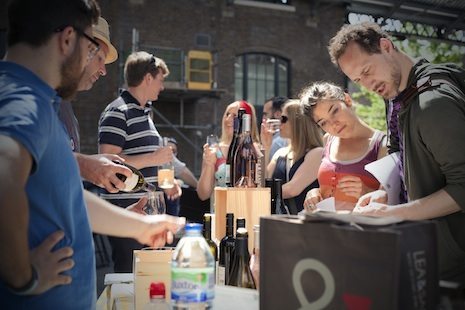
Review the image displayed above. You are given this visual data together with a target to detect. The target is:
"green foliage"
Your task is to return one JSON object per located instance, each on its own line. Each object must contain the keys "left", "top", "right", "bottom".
{"left": 353, "top": 87, "right": 386, "bottom": 131}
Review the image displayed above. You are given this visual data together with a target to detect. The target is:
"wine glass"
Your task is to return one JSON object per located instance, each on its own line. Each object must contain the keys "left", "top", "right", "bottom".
{"left": 143, "top": 191, "right": 166, "bottom": 215}
{"left": 265, "top": 119, "right": 281, "bottom": 134}
{"left": 206, "top": 134, "right": 219, "bottom": 152}
{"left": 158, "top": 137, "right": 174, "bottom": 189}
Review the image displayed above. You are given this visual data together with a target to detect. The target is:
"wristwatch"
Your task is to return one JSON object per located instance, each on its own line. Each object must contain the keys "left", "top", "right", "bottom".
{"left": 8, "top": 265, "right": 39, "bottom": 295}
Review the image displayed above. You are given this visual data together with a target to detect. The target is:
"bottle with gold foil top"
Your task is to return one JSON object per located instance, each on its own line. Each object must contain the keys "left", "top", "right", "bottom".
{"left": 203, "top": 214, "right": 218, "bottom": 284}
{"left": 115, "top": 161, "right": 156, "bottom": 192}
{"left": 227, "top": 226, "right": 256, "bottom": 289}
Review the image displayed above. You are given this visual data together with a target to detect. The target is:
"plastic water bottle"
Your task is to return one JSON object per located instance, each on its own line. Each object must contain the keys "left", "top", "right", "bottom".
{"left": 143, "top": 282, "right": 170, "bottom": 310}
{"left": 171, "top": 223, "right": 215, "bottom": 309}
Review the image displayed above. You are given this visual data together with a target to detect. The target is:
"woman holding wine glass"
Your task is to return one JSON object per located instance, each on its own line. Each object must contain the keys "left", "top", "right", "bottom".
{"left": 264, "top": 99, "right": 324, "bottom": 214}
{"left": 197, "top": 100, "right": 260, "bottom": 201}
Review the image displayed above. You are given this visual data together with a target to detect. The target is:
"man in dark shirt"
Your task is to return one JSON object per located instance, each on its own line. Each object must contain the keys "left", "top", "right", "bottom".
{"left": 327, "top": 22, "right": 465, "bottom": 285}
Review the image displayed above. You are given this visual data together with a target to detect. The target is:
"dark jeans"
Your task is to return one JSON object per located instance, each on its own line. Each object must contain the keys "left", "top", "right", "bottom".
{"left": 105, "top": 198, "right": 144, "bottom": 272}
{"left": 107, "top": 236, "right": 144, "bottom": 272}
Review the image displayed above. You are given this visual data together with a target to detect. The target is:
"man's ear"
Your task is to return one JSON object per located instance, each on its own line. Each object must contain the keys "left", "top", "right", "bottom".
{"left": 344, "top": 92, "right": 353, "bottom": 107}
{"left": 144, "top": 72, "right": 152, "bottom": 85}
{"left": 379, "top": 38, "right": 394, "bottom": 53}
{"left": 57, "top": 26, "right": 78, "bottom": 57}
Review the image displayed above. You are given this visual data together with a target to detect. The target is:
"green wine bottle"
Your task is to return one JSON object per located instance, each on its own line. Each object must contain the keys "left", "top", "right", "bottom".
{"left": 227, "top": 226, "right": 256, "bottom": 289}
{"left": 115, "top": 161, "right": 155, "bottom": 192}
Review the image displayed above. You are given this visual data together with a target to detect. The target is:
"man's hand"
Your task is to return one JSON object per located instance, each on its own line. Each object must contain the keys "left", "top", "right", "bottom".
{"left": 29, "top": 231, "right": 74, "bottom": 295}
{"left": 352, "top": 202, "right": 395, "bottom": 217}
{"left": 260, "top": 121, "right": 273, "bottom": 150}
{"left": 77, "top": 154, "right": 132, "bottom": 193}
{"left": 356, "top": 189, "right": 388, "bottom": 207}
{"left": 353, "top": 190, "right": 393, "bottom": 217}
{"left": 135, "top": 215, "right": 186, "bottom": 248}
{"left": 153, "top": 146, "right": 173, "bottom": 166}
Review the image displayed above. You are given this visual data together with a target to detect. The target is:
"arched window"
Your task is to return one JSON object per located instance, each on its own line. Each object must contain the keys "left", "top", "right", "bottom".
{"left": 235, "top": 53, "right": 290, "bottom": 106}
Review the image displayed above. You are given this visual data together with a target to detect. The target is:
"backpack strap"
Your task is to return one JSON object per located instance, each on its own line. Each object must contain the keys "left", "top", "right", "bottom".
{"left": 400, "top": 74, "right": 464, "bottom": 106}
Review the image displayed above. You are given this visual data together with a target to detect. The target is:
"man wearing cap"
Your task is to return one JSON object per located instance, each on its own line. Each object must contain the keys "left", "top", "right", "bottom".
{"left": 166, "top": 137, "right": 198, "bottom": 190}
{"left": 59, "top": 16, "right": 133, "bottom": 193}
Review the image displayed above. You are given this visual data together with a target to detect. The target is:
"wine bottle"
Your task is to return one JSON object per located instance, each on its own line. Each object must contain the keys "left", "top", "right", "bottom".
{"left": 273, "top": 179, "right": 290, "bottom": 215}
{"left": 249, "top": 225, "right": 260, "bottom": 289}
{"left": 115, "top": 161, "right": 155, "bottom": 192}
{"left": 265, "top": 178, "right": 276, "bottom": 214}
{"left": 218, "top": 213, "right": 235, "bottom": 285}
{"left": 226, "top": 108, "right": 246, "bottom": 187}
{"left": 236, "top": 217, "right": 246, "bottom": 230}
{"left": 227, "top": 227, "right": 256, "bottom": 289}
{"left": 256, "top": 145, "right": 265, "bottom": 187}
{"left": 203, "top": 214, "right": 218, "bottom": 261}
{"left": 233, "top": 114, "right": 258, "bottom": 188}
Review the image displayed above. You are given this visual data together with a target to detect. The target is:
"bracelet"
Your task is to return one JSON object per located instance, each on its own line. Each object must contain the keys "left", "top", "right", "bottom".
{"left": 8, "top": 265, "right": 39, "bottom": 295}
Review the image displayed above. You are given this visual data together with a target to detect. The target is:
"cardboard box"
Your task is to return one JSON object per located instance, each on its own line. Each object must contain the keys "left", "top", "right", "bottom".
{"left": 133, "top": 248, "right": 174, "bottom": 310}
{"left": 214, "top": 187, "right": 270, "bottom": 252}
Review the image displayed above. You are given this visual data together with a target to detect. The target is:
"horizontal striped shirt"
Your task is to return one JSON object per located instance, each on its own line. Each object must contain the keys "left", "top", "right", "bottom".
{"left": 98, "top": 90, "right": 185, "bottom": 204}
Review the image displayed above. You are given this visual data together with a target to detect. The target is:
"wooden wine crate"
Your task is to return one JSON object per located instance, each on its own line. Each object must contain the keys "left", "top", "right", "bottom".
{"left": 133, "top": 248, "right": 173, "bottom": 309}
{"left": 214, "top": 187, "right": 271, "bottom": 252}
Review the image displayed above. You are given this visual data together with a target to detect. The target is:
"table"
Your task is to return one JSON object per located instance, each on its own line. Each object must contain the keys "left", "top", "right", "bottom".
{"left": 96, "top": 273, "right": 259, "bottom": 310}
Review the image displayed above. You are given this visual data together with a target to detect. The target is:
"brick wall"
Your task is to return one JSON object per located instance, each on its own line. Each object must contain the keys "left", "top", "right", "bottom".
{"left": 74, "top": 0, "right": 347, "bottom": 175}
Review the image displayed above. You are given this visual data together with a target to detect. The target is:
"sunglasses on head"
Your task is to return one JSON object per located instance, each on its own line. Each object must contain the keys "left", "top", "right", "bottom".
{"left": 280, "top": 115, "right": 288, "bottom": 124}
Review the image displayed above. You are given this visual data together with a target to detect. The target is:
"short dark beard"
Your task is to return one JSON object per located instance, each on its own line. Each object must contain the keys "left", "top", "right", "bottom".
{"left": 56, "top": 44, "right": 85, "bottom": 100}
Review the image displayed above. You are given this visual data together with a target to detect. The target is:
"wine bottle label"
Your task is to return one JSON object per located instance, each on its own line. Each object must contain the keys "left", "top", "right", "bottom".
{"left": 217, "top": 266, "right": 226, "bottom": 285}
{"left": 224, "top": 164, "right": 230, "bottom": 184}
{"left": 123, "top": 173, "right": 139, "bottom": 192}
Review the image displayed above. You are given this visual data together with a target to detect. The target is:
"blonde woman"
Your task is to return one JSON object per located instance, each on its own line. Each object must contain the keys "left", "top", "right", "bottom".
{"left": 301, "top": 81, "right": 387, "bottom": 211}
{"left": 197, "top": 100, "right": 260, "bottom": 201}
{"left": 266, "top": 99, "right": 323, "bottom": 213}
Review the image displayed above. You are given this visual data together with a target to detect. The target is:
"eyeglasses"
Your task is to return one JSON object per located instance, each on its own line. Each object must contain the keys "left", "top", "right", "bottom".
{"left": 280, "top": 115, "right": 289, "bottom": 124}
{"left": 74, "top": 27, "right": 100, "bottom": 61}
{"left": 55, "top": 26, "right": 100, "bottom": 61}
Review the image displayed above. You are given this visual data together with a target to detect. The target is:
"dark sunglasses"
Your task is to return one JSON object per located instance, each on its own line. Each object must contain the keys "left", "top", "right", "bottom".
{"left": 280, "top": 115, "right": 289, "bottom": 124}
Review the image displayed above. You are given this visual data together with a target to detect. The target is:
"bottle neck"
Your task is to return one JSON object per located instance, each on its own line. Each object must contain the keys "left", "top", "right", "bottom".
{"left": 203, "top": 217, "right": 213, "bottom": 240}
{"left": 226, "top": 223, "right": 234, "bottom": 237}
{"left": 253, "top": 230, "right": 260, "bottom": 250}
{"left": 274, "top": 180, "right": 284, "bottom": 203}
{"left": 235, "top": 235, "right": 249, "bottom": 259}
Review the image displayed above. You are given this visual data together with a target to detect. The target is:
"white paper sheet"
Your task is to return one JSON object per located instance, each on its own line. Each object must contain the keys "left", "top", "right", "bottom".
{"left": 364, "top": 152, "right": 401, "bottom": 205}
{"left": 316, "top": 197, "right": 336, "bottom": 212}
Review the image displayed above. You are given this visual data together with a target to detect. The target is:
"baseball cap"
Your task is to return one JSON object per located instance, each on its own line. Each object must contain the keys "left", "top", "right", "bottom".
{"left": 92, "top": 17, "right": 118, "bottom": 64}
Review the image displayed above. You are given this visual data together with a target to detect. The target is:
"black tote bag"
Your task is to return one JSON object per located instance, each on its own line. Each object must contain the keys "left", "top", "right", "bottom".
{"left": 260, "top": 215, "right": 438, "bottom": 310}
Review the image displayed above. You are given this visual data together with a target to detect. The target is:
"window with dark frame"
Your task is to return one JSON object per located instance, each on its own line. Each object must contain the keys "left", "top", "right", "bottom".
{"left": 234, "top": 53, "right": 290, "bottom": 107}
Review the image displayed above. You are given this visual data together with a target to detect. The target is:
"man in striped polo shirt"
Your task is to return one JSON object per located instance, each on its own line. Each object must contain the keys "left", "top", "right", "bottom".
{"left": 98, "top": 51, "right": 186, "bottom": 272}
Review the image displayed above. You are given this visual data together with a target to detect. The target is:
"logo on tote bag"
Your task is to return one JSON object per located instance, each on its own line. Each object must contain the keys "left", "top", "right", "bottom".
{"left": 292, "top": 258, "right": 373, "bottom": 310}
{"left": 292, "top": 259, "right": 335, "bottom": 310}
